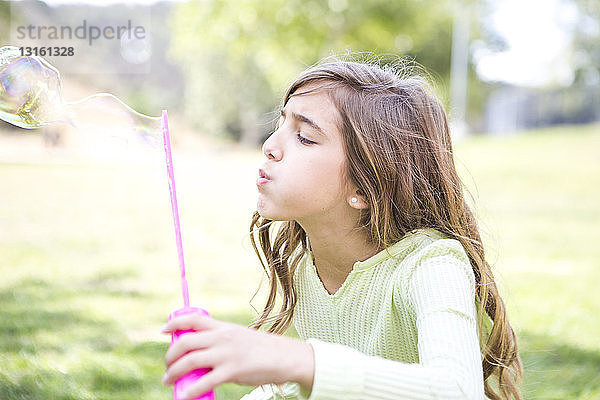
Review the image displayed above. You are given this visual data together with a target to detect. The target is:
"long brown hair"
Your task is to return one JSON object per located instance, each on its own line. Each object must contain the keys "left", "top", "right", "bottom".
{"left": 248, "top": 56, "right": 523, "bottom": 399}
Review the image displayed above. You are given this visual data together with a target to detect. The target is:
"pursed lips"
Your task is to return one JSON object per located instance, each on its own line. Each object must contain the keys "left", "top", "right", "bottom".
{"left": 257, "top": 168, "right": 271, "bottom": 186}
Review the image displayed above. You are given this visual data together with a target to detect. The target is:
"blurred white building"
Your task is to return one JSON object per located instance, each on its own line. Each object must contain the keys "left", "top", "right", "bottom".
{"left": 484, "top": 84, "right": 600, "bottom": 135}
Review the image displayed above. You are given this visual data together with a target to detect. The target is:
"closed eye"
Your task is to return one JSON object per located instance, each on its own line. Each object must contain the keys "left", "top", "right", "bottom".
{"left": 297, "top": 133, "right": 315, "bottom": 145}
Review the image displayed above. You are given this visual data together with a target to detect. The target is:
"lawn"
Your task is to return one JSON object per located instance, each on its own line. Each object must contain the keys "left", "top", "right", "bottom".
{"left": 1, "top": 123, "right": 599, "bottom": 399}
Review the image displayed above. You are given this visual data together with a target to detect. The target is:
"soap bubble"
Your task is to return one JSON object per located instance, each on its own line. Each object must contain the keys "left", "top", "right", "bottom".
{"left": 0, "top": 45, "right": 161, "bottom": 147}
{"left": 0, "top": 46, "right": 62, "bottom": 128}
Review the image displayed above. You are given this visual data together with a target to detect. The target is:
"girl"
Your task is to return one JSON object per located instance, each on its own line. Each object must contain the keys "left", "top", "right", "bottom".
{"left": 162, "top": 57, "right": 523, "bottom": 400}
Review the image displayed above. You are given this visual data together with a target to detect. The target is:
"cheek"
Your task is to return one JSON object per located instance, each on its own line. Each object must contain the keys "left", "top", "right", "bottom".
{"left": 258, "top": 138, "right": 349, "bottom": 212}
{"left": 288, "top": 156, "right": 346, "bottom": 200}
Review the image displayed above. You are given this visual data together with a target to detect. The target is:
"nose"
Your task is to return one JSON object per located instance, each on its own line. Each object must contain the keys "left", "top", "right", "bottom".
{"left": 262, "top": 131, "right": 281, "bottom": 161}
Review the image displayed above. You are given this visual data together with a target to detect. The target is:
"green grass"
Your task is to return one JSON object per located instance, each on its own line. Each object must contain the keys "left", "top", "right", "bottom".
{"left": 454, "top": 124, "right": 600, "bottom": 399}
{"left": 1, "top": 123, "right": 599, "bottom": 399}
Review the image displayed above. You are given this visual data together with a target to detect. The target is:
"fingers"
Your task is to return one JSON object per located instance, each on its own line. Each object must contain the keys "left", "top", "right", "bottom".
{"left": 163, "top": 348, "right": 218, "bottom": 385}
{"left": 161, "top": 314, "right": 218, "bottom": 334}
{"left": 180, "top": 370, "right": 228, "bottom": 400}
{"left": 165, "top": 330, "right": 216, "bottom": 367}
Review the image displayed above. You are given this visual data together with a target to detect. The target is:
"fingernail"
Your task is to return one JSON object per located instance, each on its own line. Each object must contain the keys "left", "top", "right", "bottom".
{"left": 160, "top": 324, "right": 169, "bottom": 333}
{"left": 162, "top": 373, "right": 168, "bottom": 384}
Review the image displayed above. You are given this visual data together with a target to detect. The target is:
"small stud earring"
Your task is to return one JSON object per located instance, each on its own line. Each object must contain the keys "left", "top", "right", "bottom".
{"left": 351, "top": 197, "right": 358, "bottom": 203}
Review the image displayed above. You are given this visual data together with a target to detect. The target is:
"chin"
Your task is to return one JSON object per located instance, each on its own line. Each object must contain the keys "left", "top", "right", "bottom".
{"left": 257, "top": 196, "right": 277, "bottom": 220}
{"left": 256, "top": 207, "right": 291, "bottom": 222}
{"left": 257, "top": 197, "right": 299, "bottom": 221}
{"left": 256, "top": 202, "right": 275, "bottom": 220}
{"left": 257, "top": 210, "right": 282, "bottom": 221}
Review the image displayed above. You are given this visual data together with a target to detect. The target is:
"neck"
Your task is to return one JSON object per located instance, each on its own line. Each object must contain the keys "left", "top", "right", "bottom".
{"left": 298, "top": 212, "right": 382, "bottom": 293}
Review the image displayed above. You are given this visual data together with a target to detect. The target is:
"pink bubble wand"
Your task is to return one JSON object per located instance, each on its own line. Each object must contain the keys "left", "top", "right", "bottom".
{"left": 161, "top": 110, "right": 190, "bottom": 308}
{"left": 161, "top": 110, "right": 216, "bottom": 400}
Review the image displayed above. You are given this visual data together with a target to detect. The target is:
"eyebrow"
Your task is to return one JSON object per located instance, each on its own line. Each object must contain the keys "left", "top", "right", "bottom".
{"left": 281, "top": 108, "right": 327, "bottom": 138}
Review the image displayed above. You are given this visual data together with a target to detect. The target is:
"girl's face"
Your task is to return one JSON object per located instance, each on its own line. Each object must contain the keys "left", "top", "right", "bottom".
{"left": 257, "top": 87, "right": 351, "bottom": 223}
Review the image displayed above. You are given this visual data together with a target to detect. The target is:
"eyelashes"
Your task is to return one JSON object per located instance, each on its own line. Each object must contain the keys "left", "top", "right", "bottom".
{"left": 296, "top": 133, "right": 315, "bottom": 145}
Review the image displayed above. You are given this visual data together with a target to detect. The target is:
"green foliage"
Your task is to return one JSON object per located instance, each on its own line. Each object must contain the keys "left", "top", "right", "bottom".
{"left": 169, "top": 0, "right": 473, "bottom": 144}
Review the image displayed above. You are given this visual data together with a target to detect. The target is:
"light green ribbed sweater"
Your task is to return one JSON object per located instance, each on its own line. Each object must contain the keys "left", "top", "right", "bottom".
{"left": 241, "top": 228, "right": 486, "bottom": 400}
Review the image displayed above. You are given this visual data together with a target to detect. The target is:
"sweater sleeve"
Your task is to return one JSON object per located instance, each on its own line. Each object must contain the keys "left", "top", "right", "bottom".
{"left": 240, "top": 382, "right": 308, "bottom": 400}
{"left": 304, "top": 240, "right": 486, "bottom": 400}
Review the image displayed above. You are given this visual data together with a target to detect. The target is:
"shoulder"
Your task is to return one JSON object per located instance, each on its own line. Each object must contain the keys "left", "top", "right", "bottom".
{"left": 392, "top": 229, "right": 475, "bottom": 304}
{"left": 392, "top": 228, "right": 471, "bottom": 270}
{"left": 415, "top": 236, "right": 471, "bottom": 271}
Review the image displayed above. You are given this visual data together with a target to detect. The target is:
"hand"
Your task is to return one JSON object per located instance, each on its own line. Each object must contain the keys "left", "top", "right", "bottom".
{"left": 161, "top": 313, "right": 315, "bottom": 399}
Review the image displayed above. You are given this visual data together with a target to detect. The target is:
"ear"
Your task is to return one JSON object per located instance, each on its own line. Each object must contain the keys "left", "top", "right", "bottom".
{"left": 348, "top": 189, "right": 369, "bottom": 210}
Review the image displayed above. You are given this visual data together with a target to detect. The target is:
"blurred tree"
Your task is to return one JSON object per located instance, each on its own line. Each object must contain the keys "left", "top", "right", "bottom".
{"left": 170, "top": 0, "right": 482, "bottom": 145}
{"left": 570, "top": 0, "right": 600, "bottom": 85}
{"left": 0, "top": 1, "right": 11, "bottom": 43}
